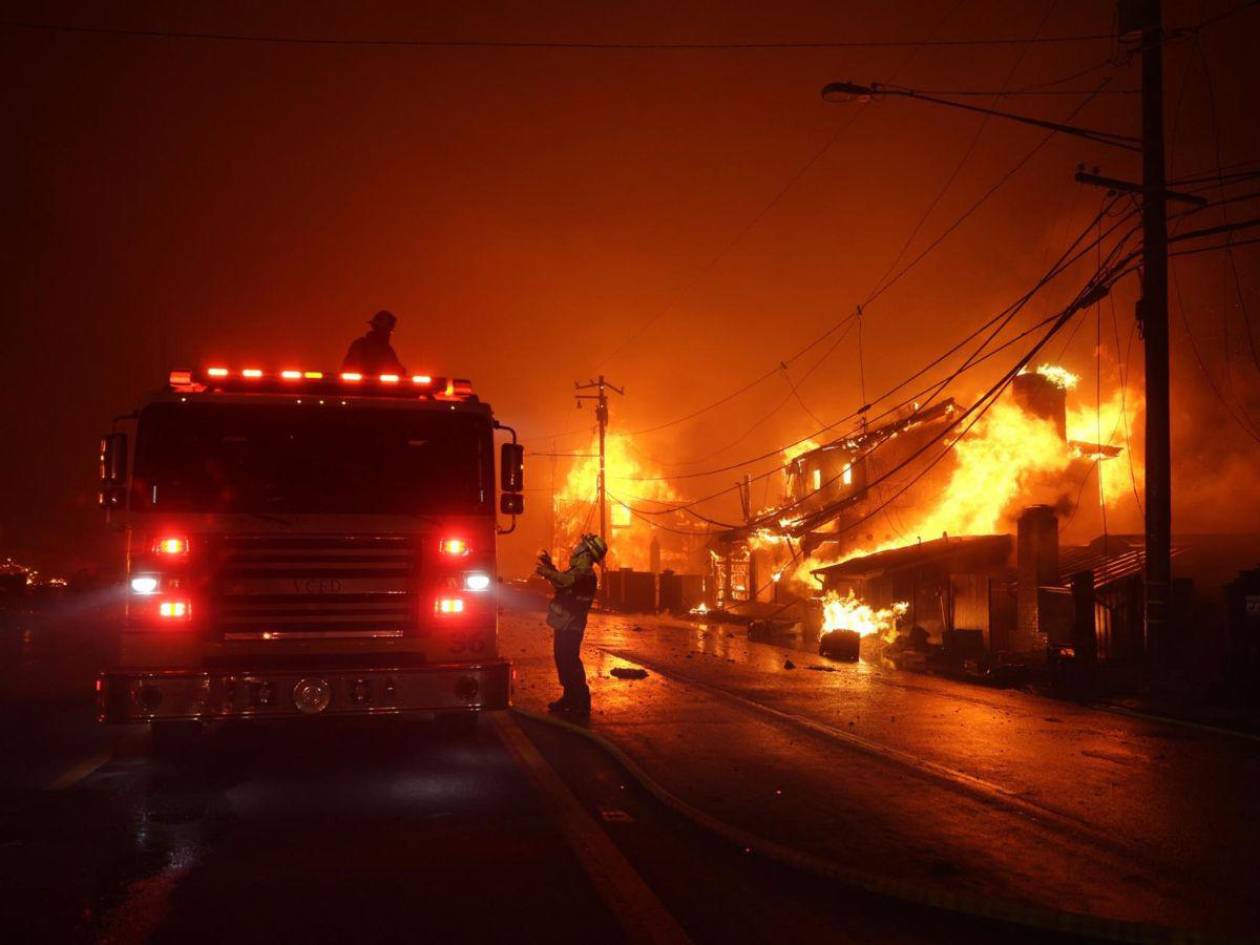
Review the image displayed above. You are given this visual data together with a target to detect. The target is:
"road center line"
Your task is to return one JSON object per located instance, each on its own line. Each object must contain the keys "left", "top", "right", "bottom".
{"left": 45, "top": 743, "right": 115, "bottom": 791}
{"left": 489, "top": 711, "right": 693, "bottom": 945}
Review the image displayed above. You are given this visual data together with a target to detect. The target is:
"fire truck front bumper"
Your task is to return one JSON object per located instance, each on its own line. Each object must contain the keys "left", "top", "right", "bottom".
{"left": 97, "top": 660, "right": 511, "bottom": 723}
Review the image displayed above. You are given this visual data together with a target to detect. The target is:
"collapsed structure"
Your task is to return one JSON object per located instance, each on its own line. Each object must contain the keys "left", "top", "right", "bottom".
{"left": 548, "top": 365, "right": 1259, "bottom": 695}
{"left": 708, "top": 368, "right": 1167, "bottom": 666}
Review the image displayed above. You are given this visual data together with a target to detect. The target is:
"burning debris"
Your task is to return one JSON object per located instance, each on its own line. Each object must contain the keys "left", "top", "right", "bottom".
{"left": 821, "top": 590, "right": 909, "bottom": 641}
{"left": 609, "top": 667, "right": 649, "bottom": 680}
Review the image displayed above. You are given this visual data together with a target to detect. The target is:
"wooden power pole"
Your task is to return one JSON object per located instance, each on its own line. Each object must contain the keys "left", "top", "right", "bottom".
{"left": 1132, "top": 0, "right": 1172, "bottom": 667}
{"left": 575, "top": 375, "right": 624, "bottom": 544}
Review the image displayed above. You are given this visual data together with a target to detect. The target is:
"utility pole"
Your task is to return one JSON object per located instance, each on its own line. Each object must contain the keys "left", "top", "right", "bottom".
{"left": 575, "top": 375, "right": 624, "bottom": 545}
{"left": 1128, "top": 0, "right": 1172, "bottom": 669}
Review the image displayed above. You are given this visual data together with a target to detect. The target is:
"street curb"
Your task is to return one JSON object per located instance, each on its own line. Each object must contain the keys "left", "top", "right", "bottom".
{"left": 513, "top": 707, "right": 1242, "bottom": 945}
{"left": 1095, "top": 703, "right": 1260, "bottom": 742}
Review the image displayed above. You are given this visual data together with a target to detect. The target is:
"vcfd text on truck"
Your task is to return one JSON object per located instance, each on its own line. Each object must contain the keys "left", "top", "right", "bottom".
{"left": 95, "top": 366, "right": 525, "bottom": 734}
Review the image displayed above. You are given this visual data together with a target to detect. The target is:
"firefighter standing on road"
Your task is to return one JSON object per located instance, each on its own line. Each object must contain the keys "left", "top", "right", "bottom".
{"left": 341, "top": 310, "right": 408, "bottom": 376}
{"left": 536, "top": 534, "right": 607, "bottom": 718}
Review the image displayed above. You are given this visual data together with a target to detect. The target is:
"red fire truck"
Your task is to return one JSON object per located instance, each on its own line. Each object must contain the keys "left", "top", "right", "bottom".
{"left": 95, "top": 365, "right": 524, "bottom": 732}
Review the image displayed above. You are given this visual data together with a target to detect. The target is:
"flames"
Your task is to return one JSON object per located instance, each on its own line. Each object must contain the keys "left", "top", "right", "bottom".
{"left": 1067, "top": 387, "right": 1145, "bottom": 514}
{"left": 783, "top": 438, "right": 821, "bottom": 465}
{"left": 911, "top": 398, "right": 1070, "bottom": 538}
{"left": 553, "top": 434, "right": 683, "bottom": 571}
{"left": 821, "top": 589, "right": 908, "bottom": 639}
{"left": 1033, "top": 363, "right": 1079, "bottom": 390}
{"left": 788, "top": 365, "right": 1145, "bottom": 588}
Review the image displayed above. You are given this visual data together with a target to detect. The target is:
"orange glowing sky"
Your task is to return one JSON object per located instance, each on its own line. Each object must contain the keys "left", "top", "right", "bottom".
{"left": 4, "top": 1, "right": 1259, "bottom": 576}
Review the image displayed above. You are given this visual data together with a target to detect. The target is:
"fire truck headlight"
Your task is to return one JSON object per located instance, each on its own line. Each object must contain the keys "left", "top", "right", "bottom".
{"left": 130, "top": 576, "right": 159, "bottom": 595}
{"left": 463, "top": 572, "right": 491, "bottom": 592}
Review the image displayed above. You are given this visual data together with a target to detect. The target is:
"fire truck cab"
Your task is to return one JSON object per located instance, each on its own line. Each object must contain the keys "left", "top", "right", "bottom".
{"left": 95, "top": 366, "right": 524, "bottom": 727}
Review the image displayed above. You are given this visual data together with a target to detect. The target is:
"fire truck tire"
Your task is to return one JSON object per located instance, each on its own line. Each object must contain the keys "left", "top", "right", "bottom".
{"left": 150, "top": 720, "right": 205, "bottom": 755}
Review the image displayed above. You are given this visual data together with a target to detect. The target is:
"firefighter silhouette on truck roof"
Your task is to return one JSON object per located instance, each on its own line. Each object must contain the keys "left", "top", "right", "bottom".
{"left": 341, "top": 310, "right": 407, "bottom": 376}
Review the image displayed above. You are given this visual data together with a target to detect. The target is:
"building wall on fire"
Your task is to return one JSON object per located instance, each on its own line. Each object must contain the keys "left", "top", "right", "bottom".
{"left": 815, "top": 536, "right": 1016, "bottom": 648}
{"left": 810, "top": 418, "right": 960, "bottom": 559}
{"left": 709, "top": 543, "right": 753, "bottom": 609}
{"left": 788, "top": 447, "right": 863, "bottom": 511}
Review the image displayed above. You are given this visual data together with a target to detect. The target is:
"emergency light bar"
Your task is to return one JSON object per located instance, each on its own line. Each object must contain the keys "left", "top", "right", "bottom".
{"left": 168, "top": 368, "right": 474, "bottom": 401}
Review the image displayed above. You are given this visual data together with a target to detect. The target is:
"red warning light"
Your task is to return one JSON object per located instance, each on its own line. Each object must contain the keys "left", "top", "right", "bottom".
{"left": 152, "top": 536, "right": 190, "bottom": 556}
{"left": 435, "top": 597, "right": 465, "bottom": 615}
{"left": 158, "top": 599, "right": 191, "bottom": 619}
{"left": 439, "top": 538, "right": 471, "bottom": 557}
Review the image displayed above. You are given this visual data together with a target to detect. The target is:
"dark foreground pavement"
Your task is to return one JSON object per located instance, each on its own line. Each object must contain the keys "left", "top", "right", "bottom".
{"left": 1, "top": 698, "right": 1119, "bottom": 945}
{"left": 3, "top": 597, "right": 1257, "bottom": 944}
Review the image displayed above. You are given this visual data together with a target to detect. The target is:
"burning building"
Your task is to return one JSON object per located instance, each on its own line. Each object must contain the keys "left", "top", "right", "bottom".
{"left": 551, "top": 433, "right": 709, "bottom": 611}
{"left": 708, "top": 365, "right": 1152, "bottom": 665}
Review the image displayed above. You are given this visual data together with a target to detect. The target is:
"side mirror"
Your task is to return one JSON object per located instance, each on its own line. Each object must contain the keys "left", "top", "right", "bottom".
{"left": 500, "top": 443, "right": 524, "bottom": 493}
{"left": 97, "top": 433, "right": 128, "bottom": 509}
{"left": 500, "top": 493, "right": 524, "bottom": 516}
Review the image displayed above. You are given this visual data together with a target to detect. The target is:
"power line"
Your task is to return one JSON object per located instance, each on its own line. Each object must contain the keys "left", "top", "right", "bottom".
{"left": 608, "top": 72, "right": 1115, "bottom": 445}
{"left": 10, "top": 3, "right": 1251, "bottom": 51}
{"left": 1170, "top": 260, "right": 1260, "bottom": 445}
{"left": 592, "top": 0, "right": 973, "bottom": 380}
{"left": 757, "top": 273, "right": 1117, "bottom": 539}
{"left": 1194, "top": 33, "right": 1260, "bottom": 373}
{"left": 626, "top": 235, "right": 1131, "bottom": 529}
{"left": 617, "top": 195, "right": 1130, "bottom": 485}
{"left": 684, "top": 280, "right": 1099, "bottom": 535}
{"left": 1, "top": 20, "right": 1121, "bottom": 49}
{"left": 864, "top": 0, "right": 1064, "bottom": 308}
{"left": 605, "top": 4, "right": 1258, "bottom": 443}
{"left": 861, "top": 80, "right": 1114, "bottom": 309}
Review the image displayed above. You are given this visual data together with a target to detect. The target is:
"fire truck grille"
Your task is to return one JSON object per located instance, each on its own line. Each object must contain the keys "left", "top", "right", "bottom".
{"left": 214, "top": 535, "right": 416, "bottom": 638}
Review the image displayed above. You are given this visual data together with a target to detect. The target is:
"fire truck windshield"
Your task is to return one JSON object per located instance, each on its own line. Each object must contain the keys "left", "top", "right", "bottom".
{"left": 131, "top": 402, "right": 491, "bottom": 515}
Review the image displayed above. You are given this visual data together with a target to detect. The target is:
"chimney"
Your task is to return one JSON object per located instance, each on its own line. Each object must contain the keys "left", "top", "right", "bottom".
{"left": 1016, "top": 505, "right": 1059, "bottom": 652}
{"left": 1012, "top": 372, "right": 1067, "bottom": 439}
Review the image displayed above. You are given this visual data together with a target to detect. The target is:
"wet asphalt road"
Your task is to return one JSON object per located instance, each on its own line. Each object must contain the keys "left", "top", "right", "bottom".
{"left": 1, "top": 703, "right": 1102, "bottom": 945}
{"left": 3, "top": 599, "right": 1258, "bottom": 944}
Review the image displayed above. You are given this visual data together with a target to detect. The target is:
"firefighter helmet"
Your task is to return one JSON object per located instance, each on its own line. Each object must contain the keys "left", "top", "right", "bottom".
{"left": 579, "top": 533, "right": 608, "bottom": 562}
{"left": 369, "top": 309, "right": 397, "bottom": 330}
